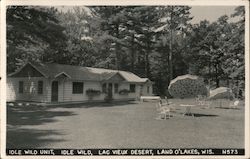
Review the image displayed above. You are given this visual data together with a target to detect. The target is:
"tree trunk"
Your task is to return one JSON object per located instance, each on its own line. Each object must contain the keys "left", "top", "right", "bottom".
{"left": 144, "top": 28, "right": 151, "bottom": 77}
{"left": 130, "top": 33, "right": 135, "bottom": 72}
{"left": 169, "top": 6, "right": 174, "bottom": 81}
{"left": 115, "top": 24, "right": 120, "bottom": 70}
{"left": 209, "top": 61, "right": 211, "bottom": 78}
{"left": 145, "top": 38, "right": 151, "bottom": 77}
{"left": 226, "top": 78, "right": 230, "bottom": 87}
{"left": 236, "top": 80, "right": 239, "bottom": 98}
{"left": 146, "top": 52, "right": 149, "bottom": 77}
{"left": 215, "top": 64, "right": 220, "bottom": 87}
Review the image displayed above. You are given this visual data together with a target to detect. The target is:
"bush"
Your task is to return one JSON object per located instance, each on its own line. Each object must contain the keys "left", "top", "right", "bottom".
{"left": 86, "top": 89, "right": 101, "bottom": 100}
{"left": 119, "top": 89, "right": 130, "bottom": 95}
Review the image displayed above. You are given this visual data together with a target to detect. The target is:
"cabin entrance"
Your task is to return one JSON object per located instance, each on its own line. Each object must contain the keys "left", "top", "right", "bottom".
{"left": 107, "top": 83, "right": 113, "bottom": 98}
{"left": 51, "top": 81, "right": 58, "bottom": 102}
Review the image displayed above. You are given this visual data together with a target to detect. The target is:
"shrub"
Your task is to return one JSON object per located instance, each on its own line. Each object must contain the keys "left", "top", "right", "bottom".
{"left": 86, "top": 89, "right": 101, "bottom": 100}
{"left": 119, "top": 89, "right": 130, "bottom": 95}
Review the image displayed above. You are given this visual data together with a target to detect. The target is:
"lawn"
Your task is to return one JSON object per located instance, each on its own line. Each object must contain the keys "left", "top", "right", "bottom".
{"left": 7, "top": 99, "right": 244, "bottom": 149}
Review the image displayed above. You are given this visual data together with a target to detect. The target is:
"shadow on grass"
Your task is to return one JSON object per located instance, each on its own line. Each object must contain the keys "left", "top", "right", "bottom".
{"left": 7, "top": 128, "right": 65, "bottom": 149}
{"left": 193, "top": 113, "right": 218, "bottom": 117}
{"left": 7, "top": 100, "right": 138, "bottom": 129}
{"left": 6, "top": 100, "right": 156, "bottom": 148}
{"left": 46, "top": 100, "right": 139, "bottom": 109}
{"left": 179, "top": 113, "right": 218, "bottom": 117}
{"left": 6, "top": 100, "right": 138, "bottom": 148}
{"left": 7, "top": 104, "right": 76, "bottom": 148}
{"left": 214, "top": 107, "right": 241, "bottom": 110}
{"left": 7, "top": 105, "right": 76, "bottom": 126}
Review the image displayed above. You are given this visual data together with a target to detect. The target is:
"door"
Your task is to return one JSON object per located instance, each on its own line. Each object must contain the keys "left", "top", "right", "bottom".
{"left": 51, "top": 81, "right": 58, "bottom": 102}
{"left": 108, "top": 83, "right": 113, "bottom": 98}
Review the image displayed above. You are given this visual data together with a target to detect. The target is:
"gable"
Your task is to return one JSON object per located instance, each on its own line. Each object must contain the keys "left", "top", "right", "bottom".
{"left": 10, "top": 63, "right": 44, "bottom": 77}
{"left": 55, "top": 72, "right": 71, "bottom": 79}
{"left": 106, "top": 73, "right": 125, "bottom": 82}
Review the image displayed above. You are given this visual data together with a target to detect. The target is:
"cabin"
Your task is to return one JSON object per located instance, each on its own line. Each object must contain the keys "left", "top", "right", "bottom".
{"left": 7, "top": 62, "right": 153, "bottom": 103}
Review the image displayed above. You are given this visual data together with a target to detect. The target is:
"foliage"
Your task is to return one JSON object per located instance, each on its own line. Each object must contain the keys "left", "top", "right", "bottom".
{"left": 119, "top": 89, "right": 130, "bottom": 95}
{"left": 7, "top": 6, "right": 67, "bottom": 73}
{"left": 86, "top": 89, "right": 101, "bottom": 96}
{"left": 57, "top": 7, "right": 98, "bottom": 67}
{"left": 86, "top": 89, "right": 101, "bottom": 100}
{"left": 7, "top": 6, "right": 245, "bottom": 98}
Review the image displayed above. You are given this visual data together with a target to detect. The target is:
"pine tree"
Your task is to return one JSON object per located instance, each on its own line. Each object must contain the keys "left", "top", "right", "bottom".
{"left": 7, "top": 6, "right": 67, "bottom": 73}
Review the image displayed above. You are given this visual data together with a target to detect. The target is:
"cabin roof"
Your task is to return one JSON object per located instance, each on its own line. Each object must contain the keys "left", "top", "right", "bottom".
{"left": 9, "top": 62, "right": 151, "bottom": 83}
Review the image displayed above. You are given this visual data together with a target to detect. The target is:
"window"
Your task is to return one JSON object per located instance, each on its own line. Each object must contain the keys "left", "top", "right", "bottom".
{"left": 19, "top": 81, "right": 24, "bottom": 93}
{"left": 72, "top": 82, "right": 84, "bottom": 94}
{"left": 38, "top": 81, "right": 43, "bottom": 94}
{"left": 114, "top": 83, "right": 119, "bottom": 93}
{"left": 147, "top": 86, "right": 150, "bottom": 93}
{"left": 102, "top": 83, "right": 107, "bottom": 93}
{"left": 130, "top": 84, "right": 136, "bottom": 93}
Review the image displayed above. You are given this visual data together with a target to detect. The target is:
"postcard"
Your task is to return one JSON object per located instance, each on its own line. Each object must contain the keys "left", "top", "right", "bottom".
{"left": 0, "top": 0, "right": 249, "bottom": 158}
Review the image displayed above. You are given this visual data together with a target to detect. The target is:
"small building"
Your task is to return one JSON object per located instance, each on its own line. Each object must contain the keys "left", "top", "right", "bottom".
{"left": 7, "top": 62, "right": 153, "bottom": 103}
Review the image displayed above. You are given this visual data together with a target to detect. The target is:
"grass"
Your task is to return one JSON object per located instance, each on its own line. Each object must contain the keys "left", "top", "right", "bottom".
{"left": 7, "top": 99, "right": 244, "bottom": 149}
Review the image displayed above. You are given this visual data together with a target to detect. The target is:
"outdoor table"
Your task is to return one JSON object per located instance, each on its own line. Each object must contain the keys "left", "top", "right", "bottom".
{"left": 140, "top": 96, "right": 160, "bottom": 102}
{"left": 179, "top": 104, "right": 197, "bottom": 117}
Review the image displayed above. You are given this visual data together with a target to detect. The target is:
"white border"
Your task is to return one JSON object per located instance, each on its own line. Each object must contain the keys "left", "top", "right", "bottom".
{"left": 3, "top": 0, "right": 249, "bottom": 6}
{"left": 0, "top": 0, "right": 249, "bottom": 159}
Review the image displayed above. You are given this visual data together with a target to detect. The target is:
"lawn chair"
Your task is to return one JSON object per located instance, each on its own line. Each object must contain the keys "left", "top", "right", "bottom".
{"left": 164, "top": 96, "right": 176, "bottom": 112}
{"left": 196, "top": 95, "right": 211, "bottom": 109}
{"left": 156, "top": 98, "right": 175, "bottom": 111}
{"left": 156, "top": 99, "right": 167, "bottom": 111}
{"left": 156, "top": 102, "right": 162, "bottom": 111}
{"left": 158, "top": 106, "right": 171, "bottom": 119}
{"left": 196, "top": 95, "right": 205, "bottom": 105}
{"left": 229, "top": 100, "right": 240, "bottom": 109}
{"left": 156, "top": 99, "right": 172, "bottom": 119}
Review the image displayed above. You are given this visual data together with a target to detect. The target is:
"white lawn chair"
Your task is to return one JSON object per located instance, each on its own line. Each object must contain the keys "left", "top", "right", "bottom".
{"left": 229, "top": 100, "right": 240, "bottom": 109}
{"left": 158, "top": 106, "right": 171, "bottom": 119}
{"left": 156, "top": 102, "right": 162, "bottom": 111}
{"left": 156, "top": 99, "right": 172, "bottom": 119}
{"left": 196, "top": 95, "right": 211, "bottom": 109}
{"left": 156, "top": 98, "right": 175, "bottom": 110}
{"left": 204, "top": 100, "right": 212, "bottom": 109}
{"left": 196, "top": 95, "right": 205, "bottom": 105}
{"left": 164, "top": 96, "right": 176, "bottom": 112}
{"left": 156, "top": 100, "right": 168, "bottom": 111}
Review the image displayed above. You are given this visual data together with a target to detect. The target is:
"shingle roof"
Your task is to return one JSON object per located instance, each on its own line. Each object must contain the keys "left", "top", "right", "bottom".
{"left": 12, "top": 62, "right": 150, "bottom": 83}
{"left": 85, "top": 67, "right": 148, "bottom": 82}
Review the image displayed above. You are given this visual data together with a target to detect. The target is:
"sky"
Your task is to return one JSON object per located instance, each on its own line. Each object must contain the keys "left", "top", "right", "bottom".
{"left": 190, "top": 6, "right": 238, "bottom": 24}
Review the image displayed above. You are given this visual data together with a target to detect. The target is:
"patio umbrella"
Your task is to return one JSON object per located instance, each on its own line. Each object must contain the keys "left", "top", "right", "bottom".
{"left": 209, "top": 87, "right": 234, "bottom": 100}
{"left": 168, "top": 74, "right": 208, "bottom": 99}
{"left": 209, "top": 87, "right": 234, "bottom": 107}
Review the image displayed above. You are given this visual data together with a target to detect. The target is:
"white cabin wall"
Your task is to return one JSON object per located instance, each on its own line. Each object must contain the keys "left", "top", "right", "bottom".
{"left": 7, "top": 79, "right": 17, "bottom": 101}
{"left": 7, "top": 77, "right": 148, "bottom": 103}
{"left": 141, "top": 83, "right": 153, "bottom": 96}
{"left": 60, "top": 80, "right": 105, "bottom": 102}
{"left": 112, "top": 83, "right": 139, "bottom": 100}
{"left": 7, "top": 77, "right": 50, "bottom": 102}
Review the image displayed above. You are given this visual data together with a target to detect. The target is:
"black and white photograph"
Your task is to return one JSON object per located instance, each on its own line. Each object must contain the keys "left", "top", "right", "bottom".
{"left": 1, "top": 0, "right": 249, "bottom": 158}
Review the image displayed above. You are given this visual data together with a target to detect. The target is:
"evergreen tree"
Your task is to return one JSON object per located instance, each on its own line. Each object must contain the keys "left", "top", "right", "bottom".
{"left": 7, "top": 6, "right": 67, "bottom": 73}
{"left": 58, "top": 7, "right": 97, "bottom": 66}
